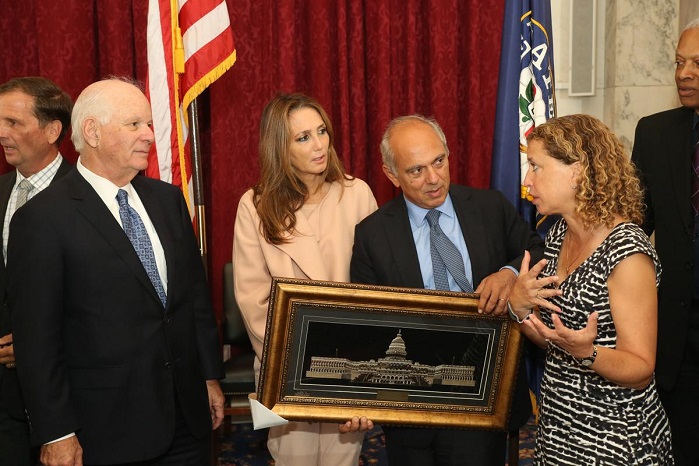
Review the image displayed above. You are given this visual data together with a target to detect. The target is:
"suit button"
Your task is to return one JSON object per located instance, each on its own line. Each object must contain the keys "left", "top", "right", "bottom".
{"left": 680, "top": 300, "right": 688, "bottom": 307}
{"left": 687, "top": 263, "right": 694, "bottom": 270}
{"left": 164, "top": 362, "right": 172, "bottom": 369}
{"left": 164, "top": 317, "right": 171, "bottom": 325}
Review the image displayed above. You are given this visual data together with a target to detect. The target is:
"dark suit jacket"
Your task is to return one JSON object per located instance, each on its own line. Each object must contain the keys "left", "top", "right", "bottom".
{"left": 0, "top": 158, "right": 72, "bottom": 421}
{"left": 631, "top": 106, "right": 695, "bottom": 391}
{"left": 8, "top": 170, "right": 223, "bottom": 465}
{"left": 351, "top": 184, "right": 544, "bottom": 430}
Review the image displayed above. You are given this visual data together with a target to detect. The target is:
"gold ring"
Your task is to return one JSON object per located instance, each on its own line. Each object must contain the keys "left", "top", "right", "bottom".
{"left": 497, "top": 298, "right": 505, "bottom": 301}
{"left": 536, "top": 290, "right": 542, "bottom": 299}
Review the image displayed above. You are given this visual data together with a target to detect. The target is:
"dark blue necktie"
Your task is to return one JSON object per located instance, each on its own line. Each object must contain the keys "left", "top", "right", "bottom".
{"left": 116, "top": 189, "right": 167, "bottom": 306}
{"left": 426, "top": 209, "right": 473, "bottom": 292}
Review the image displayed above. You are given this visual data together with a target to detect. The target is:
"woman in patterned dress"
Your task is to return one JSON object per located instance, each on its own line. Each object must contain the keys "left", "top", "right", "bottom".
{"left": 507, "top": 114, "right": 673, "bottom": 465}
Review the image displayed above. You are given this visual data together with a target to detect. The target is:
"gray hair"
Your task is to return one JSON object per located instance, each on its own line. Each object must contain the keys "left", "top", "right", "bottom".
{"left": 71, "top": 77, "right": 144, "bottom": 153}
{"left": 683, "top": 17, "right": 699, "bottom": 32}
{"left": 379, "top": 114, "right": 449, "bottom": 174}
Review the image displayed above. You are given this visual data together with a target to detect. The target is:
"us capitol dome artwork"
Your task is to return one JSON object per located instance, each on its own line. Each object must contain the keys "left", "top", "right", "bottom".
{"left": 305, "top": 330, "right": 476, "bottom": 388}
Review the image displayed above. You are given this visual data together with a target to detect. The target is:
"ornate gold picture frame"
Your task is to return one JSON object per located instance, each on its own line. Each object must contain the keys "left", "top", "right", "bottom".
{"left": 257, "top": 278, "right": 524, "bottom": 430}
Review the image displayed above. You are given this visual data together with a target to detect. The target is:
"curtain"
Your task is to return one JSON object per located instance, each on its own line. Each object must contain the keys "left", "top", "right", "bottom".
{"left": 0, "top": 0, "right": 505, "bottom": 316}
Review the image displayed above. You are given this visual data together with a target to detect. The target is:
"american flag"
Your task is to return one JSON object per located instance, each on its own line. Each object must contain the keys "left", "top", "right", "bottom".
{"left": 145, "top": 0, "right": 236, "bottom": 216}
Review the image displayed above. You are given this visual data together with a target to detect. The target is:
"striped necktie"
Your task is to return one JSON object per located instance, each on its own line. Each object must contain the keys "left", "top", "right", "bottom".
{"left": 426, "top": 209, "right": 473, "bottom": 292}
{"left": 15, "top": 179, "right": 34, "bottom": 210}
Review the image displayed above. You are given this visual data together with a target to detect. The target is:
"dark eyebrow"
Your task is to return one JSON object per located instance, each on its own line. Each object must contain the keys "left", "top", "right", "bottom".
{"left": 404, "top": 163, "right": 424, "bottom": 173}
{"left": 293, "top": 124, "right": 326, "bottom": 139}
{"left": 404, "top": 154, "right": 445, "bottom": 173}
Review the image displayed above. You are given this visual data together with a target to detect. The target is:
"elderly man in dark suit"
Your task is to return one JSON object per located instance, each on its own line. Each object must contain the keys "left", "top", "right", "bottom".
{"left": 631, "top": 17, "right": 699, "bottom": 466}
{"left": 0, "top": 76, "right": 73, "bottom": 466}
{"left": 9, "top": 78, "right": 224, "bottom": 466}
{"left": 350, "top": 115, "right": 543, "bottom": 466}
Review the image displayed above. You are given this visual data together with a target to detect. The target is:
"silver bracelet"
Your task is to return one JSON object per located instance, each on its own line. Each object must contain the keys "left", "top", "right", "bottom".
{"left": 507, "top": 300, "right": 532, "bottom": 324}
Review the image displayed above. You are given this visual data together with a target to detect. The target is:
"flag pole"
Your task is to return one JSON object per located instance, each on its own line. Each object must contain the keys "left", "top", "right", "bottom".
{"left": 188, "top": 97, "right": 208, "bottom": 274}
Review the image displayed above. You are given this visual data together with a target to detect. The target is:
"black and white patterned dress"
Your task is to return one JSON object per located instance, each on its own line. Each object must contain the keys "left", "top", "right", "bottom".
{"left": 534, "top": 219, "right": 673, "bottom": 465}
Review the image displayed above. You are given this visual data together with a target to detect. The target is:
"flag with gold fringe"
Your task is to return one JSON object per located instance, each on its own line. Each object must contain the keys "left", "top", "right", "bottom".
{"left": 145, "top": 0, "right": 236, "bottom": 216}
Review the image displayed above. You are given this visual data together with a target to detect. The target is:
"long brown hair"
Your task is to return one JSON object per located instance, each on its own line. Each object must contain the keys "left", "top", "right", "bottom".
{"left": 253, "top": 93, "right": 350, "bottom": 244}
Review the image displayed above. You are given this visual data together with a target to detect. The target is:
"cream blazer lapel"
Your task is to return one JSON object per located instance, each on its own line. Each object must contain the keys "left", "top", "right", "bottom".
{"left": 273, "top": 218, "right": 328, "bottom": 280}
{"left": 271, "top": 184, "right": 344, "bottom": 281}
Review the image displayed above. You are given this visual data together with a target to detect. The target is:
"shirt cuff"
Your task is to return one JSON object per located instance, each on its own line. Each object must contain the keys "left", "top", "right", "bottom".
{"left": 45, "top": 432, "right": 75, "bottom": 445}
{"left": 507, "top": 300, "right": 533, "bottom": 324}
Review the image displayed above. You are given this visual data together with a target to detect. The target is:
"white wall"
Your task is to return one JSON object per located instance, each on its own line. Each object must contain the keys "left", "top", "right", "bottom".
{"left": 552, "top": 0, "right": 684, "bottom": 149}
{"left": 552, "top": 0, "right": 607, "bottom": 120}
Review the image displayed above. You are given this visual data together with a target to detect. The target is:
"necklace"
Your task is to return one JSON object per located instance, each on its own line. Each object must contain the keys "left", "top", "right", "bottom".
{"left": 564, "top": 229, "right": 595, "bottom": 274}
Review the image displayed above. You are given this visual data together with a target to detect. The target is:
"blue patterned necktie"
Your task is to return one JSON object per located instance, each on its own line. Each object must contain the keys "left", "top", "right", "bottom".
{"left": 426, "top": 209, "right": 473, "bottom": 292}
{"left": 116, "top": 189, "right": 167, "bottom": 306}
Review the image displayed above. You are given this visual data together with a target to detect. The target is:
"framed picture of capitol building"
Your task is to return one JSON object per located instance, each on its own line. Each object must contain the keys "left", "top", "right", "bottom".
{"left": 256, "top": 278, "right": 525, "bottom": 430}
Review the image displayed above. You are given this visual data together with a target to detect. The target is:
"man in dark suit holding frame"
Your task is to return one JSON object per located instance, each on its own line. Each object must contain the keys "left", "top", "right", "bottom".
{"left": 9, "top": 78, "right": 224, "bottom": 465}
{"left": 0, "top": 76, "right": 73, "bottom": 466}
{"left": 350, "top": 114, "right": 543, "bottom": 466}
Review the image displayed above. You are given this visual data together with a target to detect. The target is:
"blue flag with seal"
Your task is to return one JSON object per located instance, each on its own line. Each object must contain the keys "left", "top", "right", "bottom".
{"left": 491, "top": 0, "right": 556, "bottom": 235}
{"left": 490, "top": 0, "right": 556, "bottom": 408}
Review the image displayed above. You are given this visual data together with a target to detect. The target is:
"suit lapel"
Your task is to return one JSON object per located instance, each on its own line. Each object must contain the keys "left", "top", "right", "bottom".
{"left": 668, "top": 109, "right": 694, "bottom": 237}
{"left": 0, "top": 161, "right": 69, "bottom": 281}
{"left": 274, "top": 227, "right": 328, "bottom": 279}
{"left": 0, "top": 172, "right": 16, "bottom": 268}
{"left": 132, "top": 177, "right": 175, "bottom": 307}
{"left": 52, "top": 158, "right": 74, "bottom": 182}
{"left": 383, "top": 197, "right": 424, "bottom": 288}
{"left": 0, "top": 172, "right": 14, "bottom": 334}
{"left": 70, "top": 172, "right": 162, "bottom": 307}
{"left": 450, "top": 186, "right": 488, "bottom": 286}
{"left": 270, "top": 183, "right": 338, "bottom": 280}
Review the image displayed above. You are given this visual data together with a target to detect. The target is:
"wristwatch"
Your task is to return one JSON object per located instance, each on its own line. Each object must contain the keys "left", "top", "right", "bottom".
{"left": 580, "top": 345, "right": 598, "bottom": 367}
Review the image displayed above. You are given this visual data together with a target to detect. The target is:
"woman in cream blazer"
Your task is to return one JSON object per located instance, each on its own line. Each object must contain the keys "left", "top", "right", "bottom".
{"left": 232, "top": 93, "right": 377, "bottom": 466}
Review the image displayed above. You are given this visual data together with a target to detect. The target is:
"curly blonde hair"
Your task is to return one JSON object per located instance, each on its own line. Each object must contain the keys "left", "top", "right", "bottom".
{"left": 527, "top": 114, "right": 644, "bottom": 228}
